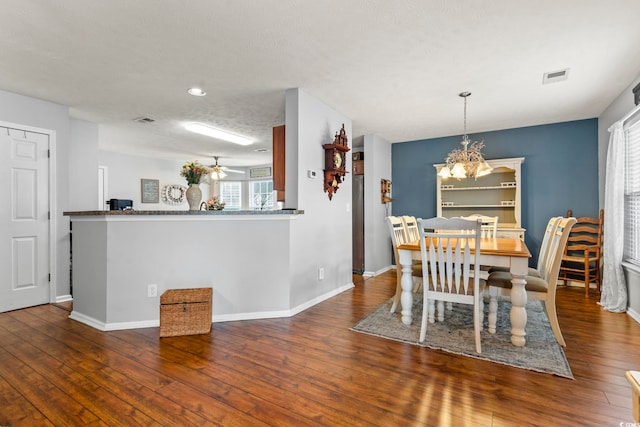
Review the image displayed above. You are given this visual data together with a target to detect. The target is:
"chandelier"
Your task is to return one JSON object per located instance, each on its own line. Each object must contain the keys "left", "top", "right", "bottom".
{"left": 438, "top": 92, "right": 493, "bottom": 180}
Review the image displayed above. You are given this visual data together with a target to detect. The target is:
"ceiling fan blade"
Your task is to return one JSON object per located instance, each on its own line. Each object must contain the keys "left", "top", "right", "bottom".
{"left": 222, "top": 168, "right": 245, "bottom": 174}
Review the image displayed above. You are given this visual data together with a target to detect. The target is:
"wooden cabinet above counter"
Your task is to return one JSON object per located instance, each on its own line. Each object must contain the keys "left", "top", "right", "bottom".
{"left": 272, "top": 125, "right": 285, "bottom": 202}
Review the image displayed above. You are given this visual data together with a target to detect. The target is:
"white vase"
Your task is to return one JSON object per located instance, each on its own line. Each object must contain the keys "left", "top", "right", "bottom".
{"left": 185, "top": 184, "right": 202, "bottom": 211}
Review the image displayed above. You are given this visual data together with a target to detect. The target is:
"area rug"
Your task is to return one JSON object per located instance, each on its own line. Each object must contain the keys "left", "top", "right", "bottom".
{"left": 351, "top": 295, "right": 573, "bottom": 379}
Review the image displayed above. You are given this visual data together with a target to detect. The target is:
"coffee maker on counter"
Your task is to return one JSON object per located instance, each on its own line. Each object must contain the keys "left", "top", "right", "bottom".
{"left": 107, "top": 199, "right": 133, "bottom": 210}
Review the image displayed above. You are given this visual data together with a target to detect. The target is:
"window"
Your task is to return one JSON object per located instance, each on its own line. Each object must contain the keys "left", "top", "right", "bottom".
{"left": 250, "top": 180, "right": 273, "bottom": 210}
{"left": 625, "top": 118, "right": 640, "bottom": 264}
{"left": 219, "top": 181, "right": 242, "bottom": 211}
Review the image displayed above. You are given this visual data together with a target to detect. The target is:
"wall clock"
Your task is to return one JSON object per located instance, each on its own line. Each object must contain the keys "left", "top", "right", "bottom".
{"left": 323, "top": 124, "right": 350, "bottom": 200}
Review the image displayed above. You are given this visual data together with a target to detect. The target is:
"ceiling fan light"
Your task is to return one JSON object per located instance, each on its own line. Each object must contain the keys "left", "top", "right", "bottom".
{"left": 185, "top": 123, "right": 253, "bottom": 146}
{"left": 211, "top": 169, "right": 227, "bottom": 180}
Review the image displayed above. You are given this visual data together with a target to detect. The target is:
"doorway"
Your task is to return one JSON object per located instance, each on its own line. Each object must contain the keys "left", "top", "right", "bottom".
{"left": 0, "top": 123, "right": 53, "bottom": 312}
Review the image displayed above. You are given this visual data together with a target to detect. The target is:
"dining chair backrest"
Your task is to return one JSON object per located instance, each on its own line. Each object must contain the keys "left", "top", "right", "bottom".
{"left": 401, "top": 215, "right": 420, "bottom": 242}
{"left": 386, "top": 216, "right": 407, "bottom": 248}
{"left": 419, "top": 217, "right": 482, "bottom": 299}
{"left": 537, "top": 216, "right": 562, "bottom": 273}
{"left": 540, "top": 217, "right": 577, "bottom": 283}
{"left": 459, "top": 214, "right": 498, "bottom": 238}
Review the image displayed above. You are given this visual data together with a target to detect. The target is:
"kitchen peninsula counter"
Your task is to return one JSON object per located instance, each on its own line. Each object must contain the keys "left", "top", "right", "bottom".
{"left": 63, "top": 209, "right": 330, "bottom": 332}
{"left": 64, "top": 209, "right": 304, "bottom": 216}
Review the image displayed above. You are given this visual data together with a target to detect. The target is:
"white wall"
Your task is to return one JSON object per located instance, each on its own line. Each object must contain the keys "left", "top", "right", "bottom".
{"left": 0, "top": 89, "right": 72, "bottom": 299}
{"left": 69, "top": 118, "right": 99, "bottom": 211}
{"left": 364, "top": 134, "right": 393, "bottom": 275}
{"left": 98, "top": 151, "right": 205, "bottom": 211}
{"left": 286, "top": 88, "right": 354, "bottom": 307}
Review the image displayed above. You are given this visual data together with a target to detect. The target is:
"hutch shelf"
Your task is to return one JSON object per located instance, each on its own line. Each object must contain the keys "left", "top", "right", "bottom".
{"left": 434, "top": 157, "right": 525, "bottom": 239}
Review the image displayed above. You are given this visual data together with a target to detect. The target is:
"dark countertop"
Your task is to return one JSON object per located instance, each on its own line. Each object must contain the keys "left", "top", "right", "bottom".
{"left": 63, "top": 209, "right": 304, "bottom": 216}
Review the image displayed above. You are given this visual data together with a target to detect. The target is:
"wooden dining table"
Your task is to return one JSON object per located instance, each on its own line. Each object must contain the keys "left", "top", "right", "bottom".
{"left": 397, "top": 237, "right": 532, "bottom": 347}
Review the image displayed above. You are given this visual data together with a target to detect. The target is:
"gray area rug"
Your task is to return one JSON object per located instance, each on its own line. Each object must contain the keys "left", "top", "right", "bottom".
{"left": 351, "top": 295, "right": 573, "bottom": 379}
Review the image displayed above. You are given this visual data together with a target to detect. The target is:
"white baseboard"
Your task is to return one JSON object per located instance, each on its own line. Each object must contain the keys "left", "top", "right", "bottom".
{"left": 55, "top": 294, "right": 73, "bottom": 303}
{"left": 627, "top": 307, "right": 640, "bottom": 324}
{"left": 68, "top": 283, "right": 356, "bottom": 331}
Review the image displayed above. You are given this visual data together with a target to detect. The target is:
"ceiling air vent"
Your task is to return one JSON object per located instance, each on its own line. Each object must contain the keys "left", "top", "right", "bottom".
{"left": 542, "top": 68, "right": 569, "bottom": 84}
{"left": 133, "top": 116, "right": 155, "bottom": 123}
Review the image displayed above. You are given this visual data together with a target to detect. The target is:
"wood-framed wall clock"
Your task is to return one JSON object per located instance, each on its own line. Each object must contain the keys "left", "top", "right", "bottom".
{"left": 323, "top": 123, "right": 350, "bottom": 200}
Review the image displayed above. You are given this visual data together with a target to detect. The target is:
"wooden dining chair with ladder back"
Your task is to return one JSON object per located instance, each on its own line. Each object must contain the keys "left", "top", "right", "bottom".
{"left": 559, "top": 209, "right": 604, "bottom": 296}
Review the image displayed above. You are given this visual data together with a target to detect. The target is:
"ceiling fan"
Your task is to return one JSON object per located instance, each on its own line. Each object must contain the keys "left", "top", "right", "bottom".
{"left": 208, "top": 156, "right": 245, "bottom": 180}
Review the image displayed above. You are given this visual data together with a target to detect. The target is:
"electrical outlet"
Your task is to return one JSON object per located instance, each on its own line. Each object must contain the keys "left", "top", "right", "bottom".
{"left": 147, "top": 284, "right": 158, "bottom": 297}
{"left": 318, "top": 267, "right": 325, "bottom": 280}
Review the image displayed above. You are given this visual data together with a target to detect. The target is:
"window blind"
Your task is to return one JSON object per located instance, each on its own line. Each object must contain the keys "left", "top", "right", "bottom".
{"left": 625, "top": 118, "right": 640, "bottom": 263}
{"left": 250, "top": 180, "right": 274, "bottom": 209}
{"left": 220, "top": 181, "right": 241, "bottom": 211}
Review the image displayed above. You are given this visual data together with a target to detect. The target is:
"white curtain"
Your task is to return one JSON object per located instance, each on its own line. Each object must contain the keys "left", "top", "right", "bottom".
{"left": 599, "top": 121, "right": 627, "bottom": 312}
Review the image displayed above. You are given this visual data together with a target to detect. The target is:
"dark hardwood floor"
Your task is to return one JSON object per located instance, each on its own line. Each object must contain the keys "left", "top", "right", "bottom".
{"left": 0, "top": 271, "right": 638, "bottom": 426}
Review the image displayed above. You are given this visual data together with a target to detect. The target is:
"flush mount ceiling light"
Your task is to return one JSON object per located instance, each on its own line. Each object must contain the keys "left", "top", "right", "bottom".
{"left": 185, "top": 123, "right": 253, "bottom": 146}
{"left": 187, "top": 87, "right": 206, "bottom": 96}
{"left": 438, "top": 92, "right": 493, "bottom": 180}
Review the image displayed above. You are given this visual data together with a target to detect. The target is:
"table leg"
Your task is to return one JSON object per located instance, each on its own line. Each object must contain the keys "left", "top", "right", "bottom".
{"left": 398, "top": 248, "right": 414, "bottom": 325}
{"left": 509, "top": 259, "right": 528, "bottom": 347}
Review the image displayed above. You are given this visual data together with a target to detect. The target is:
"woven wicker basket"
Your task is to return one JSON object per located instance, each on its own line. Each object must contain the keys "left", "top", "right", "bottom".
{"left": 159, "top": 287, "right": 212, "bottom": 337}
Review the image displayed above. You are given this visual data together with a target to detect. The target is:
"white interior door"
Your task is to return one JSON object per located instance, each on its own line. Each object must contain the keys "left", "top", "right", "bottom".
{"left": 0, "top": 126, "right": 50, "bottom": 312}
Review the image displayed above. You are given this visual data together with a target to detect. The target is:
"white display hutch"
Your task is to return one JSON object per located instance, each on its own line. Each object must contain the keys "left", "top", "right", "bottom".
{"left": 434, "top": 157, "right": 525, "bottom": 239}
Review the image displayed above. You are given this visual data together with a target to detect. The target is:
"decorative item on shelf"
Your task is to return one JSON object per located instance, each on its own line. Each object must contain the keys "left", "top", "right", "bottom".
{"left": 162, "top": 184, "right": 187, "bottom": 205}
{"left": 438, "top": 92, "right": 493, "bottom": 180}
{"left": 322, "top": 123, "right": 350, "bottom": 200}
{"left": 381, "top": 179, "right": 393, "bottom": 203}
{"left": 180, "top": 161, "right": 208, "bottom": 210}
{"left": 204, "top": 195, "right": 225, "bottom": 211}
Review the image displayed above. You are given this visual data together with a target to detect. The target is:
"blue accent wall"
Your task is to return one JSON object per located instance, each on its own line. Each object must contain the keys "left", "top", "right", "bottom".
{"left": 391, "top": 119, "right": 599, "bottom": 265}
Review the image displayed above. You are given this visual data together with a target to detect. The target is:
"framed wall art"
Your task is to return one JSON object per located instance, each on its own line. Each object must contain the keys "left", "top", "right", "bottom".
{"left": 141, "top": 179, "right": 159, "bottom": 203}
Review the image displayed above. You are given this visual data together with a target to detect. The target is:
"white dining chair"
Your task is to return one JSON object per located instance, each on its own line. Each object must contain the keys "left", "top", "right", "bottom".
{"left": 459, "top": 214, "right": 498, "bottom": 238}
{"left": 386, "top": 216, "right": 423, "bottom": 313}
{"left": 401, "top": 215, "right": 420, "bottom": 242}
{"left": 485, "top": 216, "right": 576, "bottom": 346}
{"left": 418, "top": 217, "right": 485, "bottom": 353}
{"left": 489, "top": 216, "right": 562, "bottom": 278}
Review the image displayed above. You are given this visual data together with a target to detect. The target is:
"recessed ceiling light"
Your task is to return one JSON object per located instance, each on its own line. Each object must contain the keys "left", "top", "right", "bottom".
{"left": 185, "top": 123, "right": 253, "bottom": 145}
{"left": 187, "top": 87, "right": 206, "bottom": 96}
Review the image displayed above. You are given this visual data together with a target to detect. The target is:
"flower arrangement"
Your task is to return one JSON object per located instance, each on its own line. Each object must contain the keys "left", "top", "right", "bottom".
{"left": 204, "top": 195, "right": 225, "bottom": 211}
{"left": 180, "top": 161, "right": 208, "bottom": 185}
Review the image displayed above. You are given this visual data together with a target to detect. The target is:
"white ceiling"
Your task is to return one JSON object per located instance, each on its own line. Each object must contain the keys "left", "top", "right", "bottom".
{"left": 1, "top": 0, "right": 639, "bottom": 168}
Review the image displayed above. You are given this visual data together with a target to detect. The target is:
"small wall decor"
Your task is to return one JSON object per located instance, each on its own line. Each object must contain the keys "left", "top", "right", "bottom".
{"left": 250, "top": 166, "right": 272, "bottom": 179}
{"left": 141, "top": 179, "right": 159, "bottom": 203}
{"left": 162, "top": 184, "right": 187, "bottom": 205}
{"left": 323, "top": 123, "right": 350, "bottom": 200}
{"left": 381, "top": 179, "right": 393, "bottom": 204}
